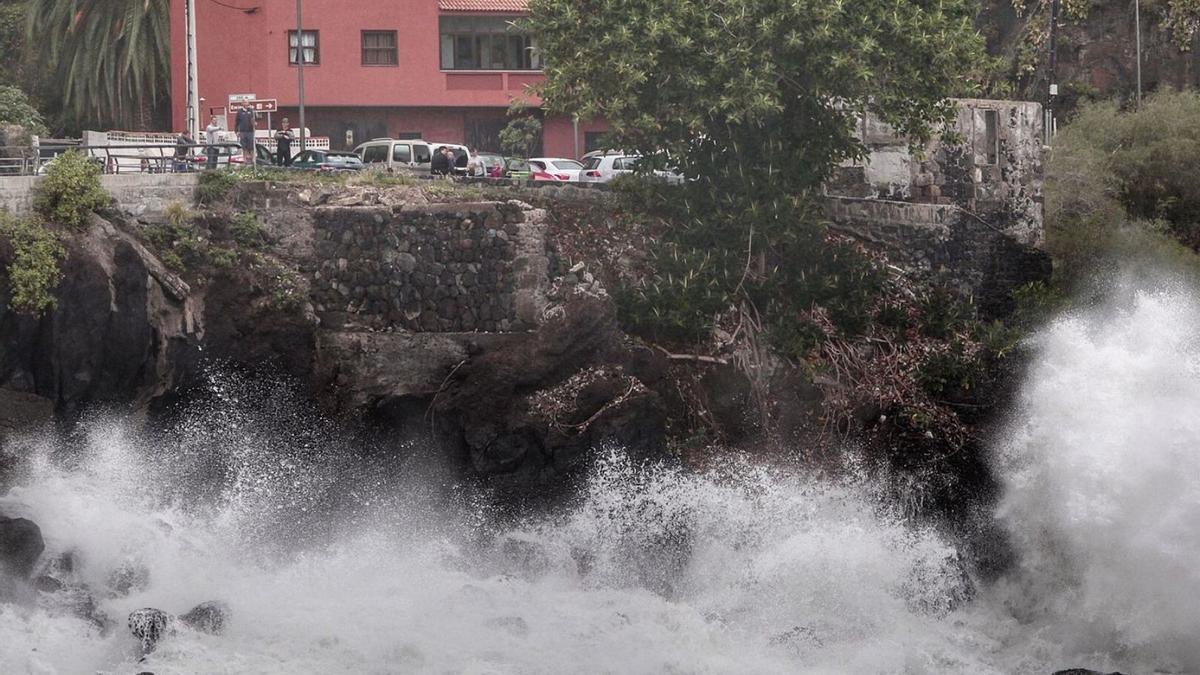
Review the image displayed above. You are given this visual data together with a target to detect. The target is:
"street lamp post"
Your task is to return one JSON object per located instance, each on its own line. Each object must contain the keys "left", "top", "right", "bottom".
{"left": 296, "top": 0, "right": 307, "bottom": 153}
{"left": 1135, "top": 0, "right": 1143, "bottom": 109}
{"left": 185, "top": 0, "right": 200, "bottom": 140}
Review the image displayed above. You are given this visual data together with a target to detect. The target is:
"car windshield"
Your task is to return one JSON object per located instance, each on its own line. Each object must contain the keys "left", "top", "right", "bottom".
{"left": 552, "top": 160, "right": 583, "bottom": 170}
{"left": 507, "top": 159, "right": 529, "bottom": 171}
{"left": 581, "top": 157, "right": 601, "bottom": 170}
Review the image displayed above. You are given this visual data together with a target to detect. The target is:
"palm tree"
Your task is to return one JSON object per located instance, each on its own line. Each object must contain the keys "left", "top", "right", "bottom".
{"left": 27, "top": 0, "right": 169, "bottom": 131}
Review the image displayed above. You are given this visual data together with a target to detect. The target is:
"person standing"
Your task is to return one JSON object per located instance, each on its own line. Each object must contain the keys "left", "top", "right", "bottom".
{"left": 274, "top": 118, "right": 295, "bottom": 167}
{"left": 234, "top": 104, "right": 256, "bottom": 166}
{"left": 430, "top": 145, "right": 450, "bottom": 176}
{"left": 204, "top": 115, "right": 222, "bottom": 170}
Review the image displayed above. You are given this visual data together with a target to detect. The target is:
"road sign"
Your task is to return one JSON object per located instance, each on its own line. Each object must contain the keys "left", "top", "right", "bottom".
{"left": 246, "top": 99, "right": 278, "bottom": 113}
{"left": 228, "top": 93, "right": 256, "bottom": 103}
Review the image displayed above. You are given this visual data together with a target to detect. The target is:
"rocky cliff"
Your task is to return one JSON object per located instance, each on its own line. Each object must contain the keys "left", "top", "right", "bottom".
{"left": 0, "top": 178, "right": 1048, "bottom": 514}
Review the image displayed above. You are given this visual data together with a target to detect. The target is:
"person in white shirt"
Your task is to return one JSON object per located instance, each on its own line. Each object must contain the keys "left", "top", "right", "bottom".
{"left": 204, "top": 115, "right": 223, "bottom": 170}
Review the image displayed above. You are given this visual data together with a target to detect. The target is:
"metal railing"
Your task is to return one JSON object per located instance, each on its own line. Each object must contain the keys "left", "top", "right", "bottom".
{"left": 0, "top": 143, "right": 249, "bottom": 177}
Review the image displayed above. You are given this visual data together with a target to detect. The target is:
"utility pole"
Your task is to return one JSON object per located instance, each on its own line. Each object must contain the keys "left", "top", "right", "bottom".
{"left": 1135, "top": 0, "right": 1143, "bottom": 109}
{"left": 1046, "top": 0, "right": 1060, "bottom": 143}
{"left": 185, "top": 0, "right": 200, "bottom": 140}
{"left": 296, "top": 0, "right": 307, "bottom": 153}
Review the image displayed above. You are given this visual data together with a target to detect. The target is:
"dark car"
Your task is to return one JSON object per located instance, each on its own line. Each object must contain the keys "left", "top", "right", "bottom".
{"left": 291, "top": 150, "right": 365, "bottom": 172}
{"left": 503, "top": 157, "right": 531, "bottom": 179}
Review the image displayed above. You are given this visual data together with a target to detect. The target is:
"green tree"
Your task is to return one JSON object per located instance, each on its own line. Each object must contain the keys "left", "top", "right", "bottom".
{"left": 525, "top": 0, "right": 989, "bottom": 350}
{"left": 0, "top": 83, "right": 44, "bottom": 134}
{"left": 499, "top": 104, "right": 543, "bottom": 157}
{"left": 526, "top": 0, "right": 986, "bottom": 208}
{"left": 33, "top": 150, "right": 110, "bottom": 228}
{"left": 26, "top": 0, "right": 169, "bottom": 131}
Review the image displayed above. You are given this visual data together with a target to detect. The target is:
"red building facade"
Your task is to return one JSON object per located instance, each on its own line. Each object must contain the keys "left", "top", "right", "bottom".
{"left": 169, "top": 0, "right": 607, "bottom": 157}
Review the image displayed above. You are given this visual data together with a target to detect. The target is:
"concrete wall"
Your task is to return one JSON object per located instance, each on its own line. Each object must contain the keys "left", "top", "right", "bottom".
{"left": 830, "top": 99, "right": 1044, "bottom": 246}
{"left": 0, "top": 174, "right": 199, "bottom": 218}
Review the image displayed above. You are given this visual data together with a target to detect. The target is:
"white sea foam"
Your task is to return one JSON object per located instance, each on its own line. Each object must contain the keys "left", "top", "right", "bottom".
{"left": 2, "top": 279, "right": 1197, "bottom": 674}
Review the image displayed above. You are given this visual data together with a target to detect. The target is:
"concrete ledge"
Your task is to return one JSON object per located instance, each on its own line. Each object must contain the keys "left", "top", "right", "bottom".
{"left": 0, "top": 173, "right": 199, "bottom": 216}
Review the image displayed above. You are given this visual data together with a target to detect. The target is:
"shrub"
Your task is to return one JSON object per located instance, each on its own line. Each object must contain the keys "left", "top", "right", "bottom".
{"left": 32, "top": 151, "right": 110, "bottom": 228}
{"left": 230, "top": 211, "right": 266, "bottom": 247}
{"left": 1046, "top": 91, "right": 1200, "bottom": 283}
{"left": 0, "top": 213, "right": 65, "bottom": 314}
{"left": 0, "top": 84, "right": 46, "bottom": 136}
{"left": 197, "top": 170, "right": 241, "bottom": 204}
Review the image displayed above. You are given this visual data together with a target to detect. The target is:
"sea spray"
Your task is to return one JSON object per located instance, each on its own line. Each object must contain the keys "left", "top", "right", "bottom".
{"left": 994, "top": 282, "right": 1200, "bottom": 672}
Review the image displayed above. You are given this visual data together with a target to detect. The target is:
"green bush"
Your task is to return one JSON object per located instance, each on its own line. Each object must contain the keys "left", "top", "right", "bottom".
{"left": 0, "top": 213, "right": 65, "bottom": 314}
{"left": 32, "top": 151, "right": 110, "bottom": 228}
{"left": 0, "top": 84, "right": 46, "bottom": 137}
{"left": 197, "top": 170, "right": 239, "bottom": 204}
{"left": 230, "top": 211, "right": 266, "bottom": 247}
{"left": 1046, "top": 90, "right": 1200, "bottom": 282}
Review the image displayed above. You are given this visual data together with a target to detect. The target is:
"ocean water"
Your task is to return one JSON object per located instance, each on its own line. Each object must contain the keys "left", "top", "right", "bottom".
{"left": 1, "top": 282, "right": 1197, "bottom": 674}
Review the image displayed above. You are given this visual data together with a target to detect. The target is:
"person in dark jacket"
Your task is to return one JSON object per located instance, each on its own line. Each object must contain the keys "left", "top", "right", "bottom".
{"left": 454, "top": 149, "right": 468, "bottom": 174}
{"left": 430, "top": 146, "right": 450, "bottom": 176}
{"left": 274, "top": 118, "right": 295, "bottom": 166}
{"left": 234, "top": 104, "right": 256, "bottom": 165}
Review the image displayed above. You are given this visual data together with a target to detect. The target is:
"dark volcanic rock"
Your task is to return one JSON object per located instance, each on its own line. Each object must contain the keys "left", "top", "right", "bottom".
{"left": 180, "top": 600, "right": 230, "bottom": 635}
{"left": 128, "top": 607, "right": 175, "bottom": 653}
{"left": 0, "top": 215, "right": 200, "bottom": 422}
{"left": 0, "top": 516, "right": 44, "bottom": 579}
{"left": 432, "top": 291, "right": 668, "bottom": 496}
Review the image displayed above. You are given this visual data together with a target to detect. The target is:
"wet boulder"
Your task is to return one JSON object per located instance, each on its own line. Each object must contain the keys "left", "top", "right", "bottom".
{"left": 0, "top": 516, "right": 44, "bottom": 579}
{"left": 107, "top": 559, "right": 151, "bottom": 597}
{"left": 180, "top": 600, "right": 230, "bottom": 635}
{"left": 128, "top": 607, "right": 175, "bottom": 653}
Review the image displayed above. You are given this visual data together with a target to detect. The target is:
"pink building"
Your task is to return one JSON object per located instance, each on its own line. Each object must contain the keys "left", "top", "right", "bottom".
{"left": 169, "top": 0, "right": 607, "bottom": 157}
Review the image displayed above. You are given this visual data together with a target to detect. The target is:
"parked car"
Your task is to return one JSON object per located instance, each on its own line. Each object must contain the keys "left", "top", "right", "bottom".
{"left": 578, "top": 150, "right": 684, "bottom": 184}
{"left": 190, "top": 144, "right": 239, "bottom": 169}
{"left": 529, "top": 157, "right": 584, "bottom": 182}
{"left": 291, "top": 150, "right": 364, "bottom": 172}
{"left": 228, "top": 143, "right": 276, "bottom": 167}
{"left": 471, "top": 152, "right": 505, "bottom": 177}
{"left": 353, "top": 138, "right": 432, "bottom": 172}
{"left": 503, "top": 157, "right": 531, "bottom": 180}
{"left": 578, "top": 151, "right": 640, "bottom": 184}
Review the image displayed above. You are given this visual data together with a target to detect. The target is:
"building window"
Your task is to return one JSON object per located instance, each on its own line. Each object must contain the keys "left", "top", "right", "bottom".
{"left": 289, "top": 30, "right": 319, "bottom": 65}
{"left": 439, "top": 16, "right": 541, "bottom": 70}
{"left": 584, "top": 132, "right": 608, "bottom": 154}
{"left": 362, "top": 30, "right": 398, "bottom": 66}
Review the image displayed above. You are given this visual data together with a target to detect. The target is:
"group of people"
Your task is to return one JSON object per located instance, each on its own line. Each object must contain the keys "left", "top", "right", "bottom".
{"left": 195, "top": 103, "right": 297, "bottom": 169}
{"left": 430, "top": 145, "right": 466, "bottom": 176}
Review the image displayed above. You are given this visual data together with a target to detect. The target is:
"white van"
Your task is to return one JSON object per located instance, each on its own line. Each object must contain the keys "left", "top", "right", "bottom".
{"left": 353, "top": 138, "right": 432, "bottom": 172}
{"left": 428, "top": 142, "right": 471, "bottom": 175}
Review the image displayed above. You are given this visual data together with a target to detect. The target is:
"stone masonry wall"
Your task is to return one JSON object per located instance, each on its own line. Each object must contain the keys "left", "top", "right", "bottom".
{"left": 309, "top": 201, "right": 544, "bottom": 333}
{"left": 826, "top": 196, "right": 1051, "bottom": 318}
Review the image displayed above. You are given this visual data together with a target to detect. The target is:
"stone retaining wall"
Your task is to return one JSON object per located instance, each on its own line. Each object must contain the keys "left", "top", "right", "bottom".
{"left": 309, "top": 201, "right": 546, "bottom": 332}
{"left": 826, "top": 196, "right": 1051, "bottom": 317}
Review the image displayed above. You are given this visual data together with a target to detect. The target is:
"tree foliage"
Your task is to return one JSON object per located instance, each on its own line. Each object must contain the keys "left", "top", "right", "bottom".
{"left": 0, "top": 82, "right": 44, "bottom": 134}
{"left": 1045, "top": 90, "right": 1200, "bottom": 282}
{"left": 526, "top": 0, "right": 990, "bottom": 351}
{"left": 26, "top": 0, "right": 169, "bottom": 130}
{"left": 0, "top": 212, "right": 64, "bottom": 314}
{"left": 33, "top": 151, "right": 110, "bottom": 228}
{"left": 499, "top": 105, "right": 543, "bottom": 157}
{"left": 526, "top": 0, "right": 987, "bottom": 206}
